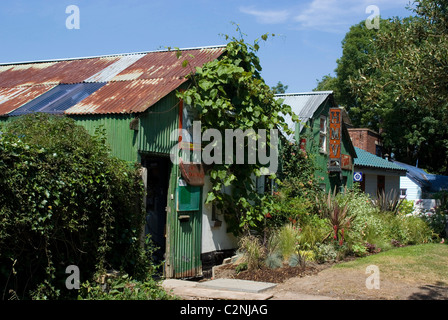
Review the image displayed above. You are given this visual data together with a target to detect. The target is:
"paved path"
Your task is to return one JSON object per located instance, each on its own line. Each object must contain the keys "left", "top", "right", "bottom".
{"left": 162, "top": 279, "right": 336, "bottom": 300}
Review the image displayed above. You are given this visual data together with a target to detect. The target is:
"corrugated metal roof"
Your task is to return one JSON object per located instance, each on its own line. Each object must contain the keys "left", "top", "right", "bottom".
{"left": 84, "top": 54, "right": 146, "bottom": 83}
{"left": 9, "top": 83, "right": 106, "bottom": 116}
{"left": 0, "top": 46, "right": 225, "bottom": 116}
{"left": 110, "top": 47, "right": 224, "bottom": 82}
{"left": 65, "top": 78, "right": 184, "bottom": 115}
{"left": 0, "top": 57, "right": 120, "bottom": 87}
{"left": 275, "top": 91, "right": 333, "bottom": 141}
{"left": 0, "top": 85, "right": 55, "bottom": 116}
{"left": 354, "top": 147, "right": 407, "bottom": 172}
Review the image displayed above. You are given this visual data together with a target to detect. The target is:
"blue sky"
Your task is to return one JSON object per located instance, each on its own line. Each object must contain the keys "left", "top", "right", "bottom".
{"left": 0, "top": 0, "right": 413, "bottom": 92}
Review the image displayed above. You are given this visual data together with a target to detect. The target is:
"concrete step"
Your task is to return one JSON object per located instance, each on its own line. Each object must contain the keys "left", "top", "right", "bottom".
{"left": 162, "top": 279, "right": 275, "bottom": 300}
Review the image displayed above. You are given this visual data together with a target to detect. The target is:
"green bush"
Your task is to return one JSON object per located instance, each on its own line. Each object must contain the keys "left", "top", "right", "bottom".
{"left": 78, "top": 273, "right": 176, "bottom": 300}
{"left": 0, "top": 114, "right": 148, "bottom": 300}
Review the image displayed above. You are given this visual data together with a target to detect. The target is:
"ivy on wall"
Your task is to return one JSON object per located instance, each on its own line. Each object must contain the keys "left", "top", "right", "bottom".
{"left": 177, "top": 29, "right": 298, "bottom": 235}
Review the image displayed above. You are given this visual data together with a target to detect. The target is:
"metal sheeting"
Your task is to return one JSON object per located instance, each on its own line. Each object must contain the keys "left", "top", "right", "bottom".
{"left": 0, "top": 85, "right": 55, "bottom": 116}
{"left": 0, "top": 57, "right": 119, "bottom": 87}
{"left": 9, "top": 83, "right": 106, "bottom": 116}
{"left": 138, "top": 90, "right": 181, "bottom": 154}
{"left": 84, "top": 54, "right": 146, "bottom": 83}
{"left": 65, "top": 78, "right": 184, "bottom": 115}
{"left": 66, "top": 47, "right": 224, "bottom": 115}
{"left": 0, "top": 46, "right": 225, "bottom": 116}
{"left": 111, "top": 48, "right": 224, "bottom": 82}
{"left": 275, "top": 91, "right": 332, "bottom": 141}
{"left": 71, "top": 114, "right": 139, "bottom": 163}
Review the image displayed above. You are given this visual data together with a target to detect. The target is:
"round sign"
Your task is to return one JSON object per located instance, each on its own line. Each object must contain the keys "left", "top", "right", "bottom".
{"left": 353, "top": 172, "right": 363, "bottom": 182}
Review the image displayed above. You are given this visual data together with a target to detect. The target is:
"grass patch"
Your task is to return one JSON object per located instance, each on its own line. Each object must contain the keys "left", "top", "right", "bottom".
{"left": 333, "top": 244, "right": 448, "bottom": 285}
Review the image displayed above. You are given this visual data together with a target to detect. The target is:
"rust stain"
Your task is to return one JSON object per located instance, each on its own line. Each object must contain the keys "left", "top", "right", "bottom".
{"left": 65, "top": 78, "right": 185, "bottom": 115}
{"left": 0, "top": 57, "right": 119, "bottom": 87}
{"left": 0, "top": 85, "right": 55, "bottom": 116}
{"left": 0, "top": 47, "right": 225, "bottom": 115}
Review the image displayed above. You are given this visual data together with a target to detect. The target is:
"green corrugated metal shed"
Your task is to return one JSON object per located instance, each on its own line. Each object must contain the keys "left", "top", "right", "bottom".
{"left": 276, "top": 92, "right": 357, "bottom": 192}
{"left": 0, "top": 46, "right": 226, "bottom": 280}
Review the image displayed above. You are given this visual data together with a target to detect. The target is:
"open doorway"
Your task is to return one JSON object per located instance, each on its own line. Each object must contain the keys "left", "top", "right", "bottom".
{"left": 142, "top": 156, "right": 171, "bottom": 265}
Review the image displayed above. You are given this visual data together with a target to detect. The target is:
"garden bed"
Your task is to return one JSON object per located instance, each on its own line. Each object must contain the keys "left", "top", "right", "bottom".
{"left": 213, "top": 259, "right": 352, "bottom": 284}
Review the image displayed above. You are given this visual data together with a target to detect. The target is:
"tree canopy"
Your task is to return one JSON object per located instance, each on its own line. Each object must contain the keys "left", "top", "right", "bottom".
{"left": 316, "top": 0, "right": 448, "bottom": 174}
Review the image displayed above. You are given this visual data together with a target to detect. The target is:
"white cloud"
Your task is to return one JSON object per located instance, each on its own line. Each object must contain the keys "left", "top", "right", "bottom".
{"left": 240, "top": 0, "right": 410, "bottom": 33}
{"left": 239, "top": 6, "right": 291, "bottom": 24}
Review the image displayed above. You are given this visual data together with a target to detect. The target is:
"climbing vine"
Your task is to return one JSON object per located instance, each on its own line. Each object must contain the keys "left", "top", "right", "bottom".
{"left": 177, "top": 30, "right": 298, "bottom": 235}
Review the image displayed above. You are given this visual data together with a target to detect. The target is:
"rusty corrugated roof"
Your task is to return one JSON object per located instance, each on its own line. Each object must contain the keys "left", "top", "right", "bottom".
{"left": 0, "top": 85, "right": 56, "bottom": 116}
{"left": 65, "top": 78, "right": 185, "bottom": 115}
{"left": 0, "top": 57, "right": 120, "bottom": 87}
{"left": 0, "top": 46, "right": 225, "bottom": 115}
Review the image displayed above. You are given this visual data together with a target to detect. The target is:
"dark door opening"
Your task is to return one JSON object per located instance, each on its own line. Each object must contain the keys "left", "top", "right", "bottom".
{"left": 142, "top": 156, "right": 171, "bottom": 265}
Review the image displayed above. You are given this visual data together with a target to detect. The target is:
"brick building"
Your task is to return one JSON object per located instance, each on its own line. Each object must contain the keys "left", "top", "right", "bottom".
{"left": 348, "top": 128, "right": 383, "bottom": 157}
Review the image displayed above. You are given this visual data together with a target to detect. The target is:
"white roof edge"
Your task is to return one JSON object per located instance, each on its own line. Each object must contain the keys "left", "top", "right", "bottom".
{"left": 275, "top": 91, "right": 334, "bottom": 97}
{"left": 0, "top": 44, "right": 227, "bottom": 66}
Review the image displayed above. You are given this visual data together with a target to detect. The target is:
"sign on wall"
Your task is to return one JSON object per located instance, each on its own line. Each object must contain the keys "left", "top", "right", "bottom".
{"left": 328, "top": 108, "right": 342, "bottom": 172}
{"left": 353, "top": 172, "right": 363, "bottom": 182}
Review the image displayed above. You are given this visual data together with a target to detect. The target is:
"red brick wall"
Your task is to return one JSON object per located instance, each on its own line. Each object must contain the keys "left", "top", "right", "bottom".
{"left": 348, "top": 128, "right": 382, "bottom": 155}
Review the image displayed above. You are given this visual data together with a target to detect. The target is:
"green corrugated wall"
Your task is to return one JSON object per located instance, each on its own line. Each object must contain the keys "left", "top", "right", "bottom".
{"left": 70, "top": 114, "right": 139, "bottom": 164}
{"left": 138, "top": 91, "right": 180, "bottom": 155}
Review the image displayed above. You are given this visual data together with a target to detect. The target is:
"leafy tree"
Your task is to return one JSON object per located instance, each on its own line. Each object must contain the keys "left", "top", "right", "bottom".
{"left": 351, "top": 0, "right": 448, "bottom": 174}
{"left": 314, "top": 19, "right": 391, "bottom": 114}
{"left": 271, "top": 81, "right": 289, "bottom": 94}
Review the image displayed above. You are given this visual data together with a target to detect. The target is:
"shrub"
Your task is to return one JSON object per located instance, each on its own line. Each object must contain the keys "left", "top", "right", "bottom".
{"left": 316, "top": 189, "right": 354, "bottom": 245}
{"left": 237, "top": 235, "right": 265, "bottom": 271}
{"left": 78, "top": 273, "right": 176, "bottom": 300}
{"left": 313, "top": 243, "right": 338, "bottom": 263}
{"left": 0, "top": 114, "right": 147, "bottom": 300}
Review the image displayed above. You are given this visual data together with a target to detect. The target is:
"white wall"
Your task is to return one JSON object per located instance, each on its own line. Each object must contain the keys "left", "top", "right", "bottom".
{"left": 400, "top": 176, "right": 421, "bottom": 200}
{"left": 360, "top": 169, "right": 403, "bottom": 199}
{"left": 201, "top": 175, "right": 238, "bottom": 254}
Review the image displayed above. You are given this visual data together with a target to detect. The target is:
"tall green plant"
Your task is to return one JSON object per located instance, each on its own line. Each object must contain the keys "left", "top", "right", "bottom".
{"left": 372, "top": 189, "right": 404, "bottom": 215}
{"left": 316, "top": 189, "right": 354, "bottom": 245}
{"left": 177, "top": 27, "right": 298, "bottom": 235}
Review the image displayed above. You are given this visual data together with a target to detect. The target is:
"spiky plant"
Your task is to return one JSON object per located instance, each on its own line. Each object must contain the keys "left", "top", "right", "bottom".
{"left": 317, "top": 188, "right": 354, "bottom": 244}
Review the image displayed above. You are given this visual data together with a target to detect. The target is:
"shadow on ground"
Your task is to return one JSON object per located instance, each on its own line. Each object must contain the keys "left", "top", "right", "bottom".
{"left": 408, "top": 282, "right": 448, "bottom": 300}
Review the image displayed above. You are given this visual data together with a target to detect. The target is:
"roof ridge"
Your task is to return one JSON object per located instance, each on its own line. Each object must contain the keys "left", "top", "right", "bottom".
{"left": 0, "top": 45, "right": 227, "bottom": 66}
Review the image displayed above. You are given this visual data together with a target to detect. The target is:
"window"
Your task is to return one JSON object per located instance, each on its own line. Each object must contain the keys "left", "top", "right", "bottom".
{"left": 319, "top": 115, "right": 327, "bottom": 153}
{"left": 400, "top": 188, "right": 407, "bottom": 198}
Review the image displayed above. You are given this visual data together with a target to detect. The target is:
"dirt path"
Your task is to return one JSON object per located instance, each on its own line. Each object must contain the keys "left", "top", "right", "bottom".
{"left": 267, "top": 267, "right": 448, "bottom": 300}
{"left": 213, "top": 261, "right": 448, "bottom": 300}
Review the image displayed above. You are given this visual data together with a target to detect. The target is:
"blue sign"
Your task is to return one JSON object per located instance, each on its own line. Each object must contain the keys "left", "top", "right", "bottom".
{"left": 353, "top": 172, "right": 363, "bottom": 182}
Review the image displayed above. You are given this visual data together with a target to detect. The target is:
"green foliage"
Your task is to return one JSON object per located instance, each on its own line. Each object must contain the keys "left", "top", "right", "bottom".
{"left": 78, "top": 273, "right": 176, "bottom": 300}
{"left": 398, "top": 199, "right": 415, "bottom": 216}
{"left": 237, "top": 235, "right": 266, "bottom": 271}
{"left": 177, "top": 28, "right": 297, "bottom": 235}
{"left": 350, "top": 1, "right": 448, "bottom": 174}
{"left": 0, "top": 114, "right": 147, "bottom": 300}
{"left": 268, "top": 224, "right": 299, "bottom": 262}
{"left": 271, "top": 81, "right": 289, "bottom": 94}
{"left": 264, "top": 252, "right": 282, "bottom": 269}
{"left": 313, "top": 243, "right": 338, "bottom": 263}
{"left": 371, "top": 189, "right": 404, "bottom": 215}
{"left": 316, "top": 189, "right": 354, "bottom": 245}
{"left": 278, "top": 137, "right": 321, "bottom": 199}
